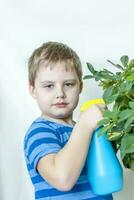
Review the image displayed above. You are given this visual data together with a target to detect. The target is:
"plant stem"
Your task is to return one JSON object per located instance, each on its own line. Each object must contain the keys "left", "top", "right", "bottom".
{"left": 126, "top": 94, "right": 134, "bottom": 101}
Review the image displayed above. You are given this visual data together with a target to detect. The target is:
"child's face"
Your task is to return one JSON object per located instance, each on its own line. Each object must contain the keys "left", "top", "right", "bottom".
{"left": 29, "top": 62, "right": 82, "bottom": 123}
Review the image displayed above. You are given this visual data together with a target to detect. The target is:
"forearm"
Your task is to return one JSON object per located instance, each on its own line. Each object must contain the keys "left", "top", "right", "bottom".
{"left": 54, "top": 121, "right": 93, "bottom": 188}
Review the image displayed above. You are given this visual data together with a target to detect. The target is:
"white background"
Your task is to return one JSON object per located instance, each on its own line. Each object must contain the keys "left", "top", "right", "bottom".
{"left": 0, "top": 0, "right": 134, "bottom": 199}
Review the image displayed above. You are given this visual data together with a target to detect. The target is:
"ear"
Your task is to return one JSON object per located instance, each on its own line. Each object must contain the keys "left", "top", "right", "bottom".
{"left": 29, "top": 84, "right": 37, "bottom": 99}
{"left": 79, "top": 81, "right": 83, "bottom": 93}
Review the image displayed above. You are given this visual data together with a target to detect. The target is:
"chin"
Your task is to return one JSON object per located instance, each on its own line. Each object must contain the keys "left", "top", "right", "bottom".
{"left": 53, "top": 112, "right": 72, "bottom": 119}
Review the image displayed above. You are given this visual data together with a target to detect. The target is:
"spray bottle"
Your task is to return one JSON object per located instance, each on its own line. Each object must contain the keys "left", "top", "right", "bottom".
{"left": 80, "top": 99, "right": 123, "bottom": 195}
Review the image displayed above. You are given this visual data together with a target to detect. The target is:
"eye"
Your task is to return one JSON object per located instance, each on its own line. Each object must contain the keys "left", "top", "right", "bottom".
{"left": 44, "top": 84, "right": 54, "bottom": 88}
{"left": 65, "top": 83, "right": 74, "bottom": 87}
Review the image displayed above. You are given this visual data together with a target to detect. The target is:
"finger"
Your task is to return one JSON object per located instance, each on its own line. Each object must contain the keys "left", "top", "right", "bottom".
{"left": 96, "top": 104, "right": 106, "bottom": 111}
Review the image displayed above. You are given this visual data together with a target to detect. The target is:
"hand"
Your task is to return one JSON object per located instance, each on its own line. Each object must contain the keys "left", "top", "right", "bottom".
{"left": 78, "top": 104, "right": 105, "bottom": 133}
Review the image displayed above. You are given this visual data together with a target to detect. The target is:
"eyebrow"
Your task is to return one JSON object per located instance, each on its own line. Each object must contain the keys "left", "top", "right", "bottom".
{"left": 40, "top": 79, "right": 77, "bottom": 84}
{"left": 40, "top": 81, "right": 54, "bottom": 84}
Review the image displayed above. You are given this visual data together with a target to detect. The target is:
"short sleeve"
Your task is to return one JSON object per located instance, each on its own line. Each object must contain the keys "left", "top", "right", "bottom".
{"left": 24, "top": 125, "right": 62, "bottom": 171}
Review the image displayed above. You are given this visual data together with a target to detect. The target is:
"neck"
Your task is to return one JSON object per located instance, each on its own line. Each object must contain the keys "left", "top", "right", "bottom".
{"left": 41, "top": 114, "right": 75, "bottom": 126}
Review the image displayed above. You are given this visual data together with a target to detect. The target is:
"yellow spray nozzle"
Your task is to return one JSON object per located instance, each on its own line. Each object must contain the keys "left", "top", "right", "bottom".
{"left": 80, "top": 98, "right": 105, "bottom": 112}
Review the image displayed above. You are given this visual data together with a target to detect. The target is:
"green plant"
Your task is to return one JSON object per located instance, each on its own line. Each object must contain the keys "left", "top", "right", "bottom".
{"left": 84, "top": 56, "right": 134, "bottom": 171}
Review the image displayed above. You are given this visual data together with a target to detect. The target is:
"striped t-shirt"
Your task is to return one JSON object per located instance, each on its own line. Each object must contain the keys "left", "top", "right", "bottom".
{"left": 24, "top": 117, "right": 113, "bottom": 200}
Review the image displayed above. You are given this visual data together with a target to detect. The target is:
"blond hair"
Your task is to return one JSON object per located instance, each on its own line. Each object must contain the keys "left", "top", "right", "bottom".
{"left": 28, "top": 41, "right": 83, "bottom": 86}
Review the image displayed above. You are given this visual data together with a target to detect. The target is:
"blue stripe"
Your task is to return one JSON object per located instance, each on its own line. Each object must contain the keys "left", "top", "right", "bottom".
{"left": 32, "top": 174, "right": 89, "bottom": 190}
{"left": 31, "top": 175, "right": 44, "bottom": 184}
{"left": 28, "top": 144, "right": 60, "bottom": 168}
{"left": 24, "top": 127, "right": 57, "bottom": 149}
{"left": 28, "top": 138, "right": 61, "bottom": 156}
{"left": 35, "top": 119, "right": 73, "bottom": 130}
{"left": 35, "top": 183, "right": 90, "bottom": 198}
{"left": 34, "top": 177, "right": 90, "bottom": 192}
{"left": 35, "top": 182, "right": 53, "bottom": 191}
{"left": 29, "top": 169, "right": 37, "bottom": 177}
{"left": 82, "top": 194, "right": 113, "bottom": 200}
{"left": 25, "top": 132, "right": 58, "bottom": 153}
{"left": 35, "top": 190, "right": 96, "bottom": 200}
{"left": 27, "top": 164, "right": 32, "bottom": 170}
{"left": 32, "top": 147, "right": 59, "bottom": 170}
{"left": 58, "top": 126, "right": 73, "bottom": 132}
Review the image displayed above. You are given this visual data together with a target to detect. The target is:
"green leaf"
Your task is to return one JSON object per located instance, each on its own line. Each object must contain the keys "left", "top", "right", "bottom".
{"left": 98, "top": 71, "right": 116, "bottom": 80}
{"left": 120, "top": 148, "right": 126, "bottom": 160}
{"left": 130, "top": 161, "right": 134, "bottom": 171}
{"left": 121, "top": 135, "right": 134, "bottom": 154}
{"left": 119, "top": 82, "right": 133, "bottom": 93}
{"left": 103, "top": 87, "right": 113, "bottom": 103}
{"left": 120, "top": 55, "right": 129, "bottom": 67}
{"left": 103, "top": 93, "right": 119, "bottom": 104}
{"left": 125, "top": 82, "right": 133, "bottom": 91}
{"left": 126, "top": 74, "right": 134, "bottom": 81}
{"left": 128, "top": 59, "right": 134, "bottom": 68}
{"left": 116, "top": 64, "right": 124, "bottom": 70}
{"left": 103, "top": 68, "right": 114, "bottom": 75}
{"left": 119, "top": 109, "right": 134, "bottom": 122}
{"left": 122, "top": 154, "right": 130, "bottom": 167}
{"left": 86, "top": 62, "right": 96, "bottom": 74}
{"left": 125, "top": 145, "right": 134, "bottom": 154}
{"left": 103, "top": 110, "right": 113, "bottom": 118}
{"left": 107, "top": 60, "right": 124, "bottom": 70}
{"left": 124, "top": 116, "right": 134, "bottom": 130}
{"left": 103, "top": 107, "right": 119, "bottom": 120}
{"left": 111, "top": 106, "right": 120, "bottom": 118}
{"left": 97, "top": 125, "right": 111, "bottom": 137}
{"left": 97, "top": 118, "right": 110, "bottom": 126}
{"left": 107, "top": 132, "right": 123, "bottom": 141}
{"left": 129, "top": 101, "right": 134, "bottom": 109}
{"left": 94, "top": 72, "right": 102, "bottom": 81}
{"left": 119, "top": 109, "right": 132, "bottom": 118}
{"left": 83, "top": 75, "right": 93, "bottom": 80}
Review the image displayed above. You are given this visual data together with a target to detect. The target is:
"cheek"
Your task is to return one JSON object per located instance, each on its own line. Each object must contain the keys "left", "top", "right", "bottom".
{"left": 37, "top": 92, "right": 48, "bottom": 104}
{"left": 69, "top": 90, "right": 80, "bottom": 102}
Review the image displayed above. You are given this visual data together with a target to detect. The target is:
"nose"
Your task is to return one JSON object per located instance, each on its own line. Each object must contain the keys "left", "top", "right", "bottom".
{"left": 56, "top": 86, "right": 66, "bottom": 98}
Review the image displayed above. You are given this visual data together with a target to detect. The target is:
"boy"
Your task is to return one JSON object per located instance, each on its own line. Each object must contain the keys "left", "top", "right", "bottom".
{"left": 24, "top": 41, "right": 113, "bottom": 200}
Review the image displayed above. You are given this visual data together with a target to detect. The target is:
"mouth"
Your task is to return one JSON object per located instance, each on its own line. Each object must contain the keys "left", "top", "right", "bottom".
{"left": 53, "top": 102, "right": 68, "bottom": 108}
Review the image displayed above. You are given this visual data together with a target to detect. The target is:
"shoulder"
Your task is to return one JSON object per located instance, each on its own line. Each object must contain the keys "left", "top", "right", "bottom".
{"left": 23, "top": 118, "right": 63, "bottom": 170}
{"left": 24, "top": 118, "right": 58, "bottom": 150}
{"left": 25, "top": 117, "right": 56, "bottom": 135}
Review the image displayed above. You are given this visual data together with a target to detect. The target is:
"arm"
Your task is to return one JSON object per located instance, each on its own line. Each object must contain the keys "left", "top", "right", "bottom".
{"left": 37, "top": 104, "right": 104, "bottom": 191}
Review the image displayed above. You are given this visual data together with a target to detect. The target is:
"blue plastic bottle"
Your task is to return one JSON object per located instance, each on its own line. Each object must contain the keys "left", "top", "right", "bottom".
{"left": 80, "top": 99, "right": 123, "bottom": 195}
{"left": 87, "top": 127, "right": 123, "bottom": 195}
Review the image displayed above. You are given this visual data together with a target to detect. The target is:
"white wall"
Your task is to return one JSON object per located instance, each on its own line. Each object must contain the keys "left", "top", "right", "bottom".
{"left": 0, "top": 0, "right": 134, "bottom": 199}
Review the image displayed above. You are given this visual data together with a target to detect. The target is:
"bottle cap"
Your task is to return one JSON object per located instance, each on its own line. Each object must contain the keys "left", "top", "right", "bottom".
{"left": 80, "top": 98, "right": 105, "bottom": 112}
